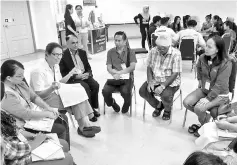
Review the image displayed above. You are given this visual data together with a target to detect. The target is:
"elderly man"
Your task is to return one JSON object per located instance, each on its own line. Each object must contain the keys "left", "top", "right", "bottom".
{"left": 139, "top": 33, "right": 182, "bottom": 120}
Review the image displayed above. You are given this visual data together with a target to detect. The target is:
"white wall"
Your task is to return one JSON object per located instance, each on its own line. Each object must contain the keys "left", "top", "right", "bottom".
{"left": 29, "top": 0, "right": 58, "bottom": 50}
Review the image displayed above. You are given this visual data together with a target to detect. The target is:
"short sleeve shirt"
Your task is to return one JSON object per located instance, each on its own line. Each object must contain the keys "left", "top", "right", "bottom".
{"left": 106, "top": 47, "right": 137, "bottom": 71}
{"left": 30, "top": 59, "right": 62, "bottom": 92}
{"left": 147, "top": 46, "right": 182, "bottom": 87}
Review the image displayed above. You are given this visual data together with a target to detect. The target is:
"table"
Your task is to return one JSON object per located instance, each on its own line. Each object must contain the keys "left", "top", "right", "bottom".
{"left": 88, "top": 27, "right": 106, "bottom": 54}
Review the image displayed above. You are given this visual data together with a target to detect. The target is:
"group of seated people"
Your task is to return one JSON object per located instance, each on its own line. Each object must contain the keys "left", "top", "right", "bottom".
{"left": 1, "top": 18, "right": 237, "bottom": 163}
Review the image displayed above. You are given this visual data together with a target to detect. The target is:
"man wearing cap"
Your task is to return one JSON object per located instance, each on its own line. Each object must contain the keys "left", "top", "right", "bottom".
{"left": 139, "top": 33, "right": 182, "bottom": 120}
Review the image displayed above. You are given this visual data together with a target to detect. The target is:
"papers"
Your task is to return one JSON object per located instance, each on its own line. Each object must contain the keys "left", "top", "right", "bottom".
{"left": 24, "top": 118, "right": 54, "bottom": 132}
{"left": 57, "top": 83, "right": 88, "bottom": 107}
{"left": 217, "top": 129, "right": 237, "bottom": 139}
{"left": 107, "top": 73, "right": 130, "bottom": 80}
{"left": 31, "top": 133, "right": 65, "bottom": 162}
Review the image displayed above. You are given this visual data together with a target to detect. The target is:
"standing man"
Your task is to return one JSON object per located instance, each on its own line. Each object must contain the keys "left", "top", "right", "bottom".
{"left": 102, "top": 31, "right": 137, "bottom": 113}
{"left": 60, "top": 34, "right": 100, "bottom": 121}
{"left": 139, "top": 33, "right": 182, "bottom": 120}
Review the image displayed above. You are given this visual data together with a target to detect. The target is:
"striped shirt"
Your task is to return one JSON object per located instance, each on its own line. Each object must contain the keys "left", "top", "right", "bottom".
{"left": 147, "top": 46, "right": 182, "bottom": 87}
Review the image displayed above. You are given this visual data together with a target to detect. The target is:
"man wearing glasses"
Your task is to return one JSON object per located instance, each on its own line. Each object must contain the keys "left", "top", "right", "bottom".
{"left": 139, "top": 33, "right": 182, "bottom": 120}
{"left": 102, "top": 31, "right": 137, "bottom": 114}
{"left": 59, "top": 34, "right": 100, "bottom": 122}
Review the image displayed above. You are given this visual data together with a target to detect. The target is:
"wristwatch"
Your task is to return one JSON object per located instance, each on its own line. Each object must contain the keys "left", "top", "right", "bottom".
{"left": 160, "top": 84, "right": 166, "bottom": 90}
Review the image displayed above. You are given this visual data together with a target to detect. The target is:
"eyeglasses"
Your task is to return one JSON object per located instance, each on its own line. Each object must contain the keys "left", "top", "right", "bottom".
{"left": 51, "top": 53, "right": 63, "bottom": 57}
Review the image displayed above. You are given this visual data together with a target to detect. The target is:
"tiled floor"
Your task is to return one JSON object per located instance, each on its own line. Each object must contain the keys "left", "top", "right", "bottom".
{"left": 2, "top": 39, "right": 236, "bottom": 165}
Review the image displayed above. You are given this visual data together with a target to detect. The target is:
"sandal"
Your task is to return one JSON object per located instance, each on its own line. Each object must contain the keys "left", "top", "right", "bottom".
{"left": 193, "top": 130, "right": 200, "bottom": 137}
{"left": 152, "top": 109, "right": 162, "bottom": 117}
{"left": 162, "top": 111, "right": 171, "bottom": 120}
{"left": 188, "top": 124, "right": 201, "bottom": 134}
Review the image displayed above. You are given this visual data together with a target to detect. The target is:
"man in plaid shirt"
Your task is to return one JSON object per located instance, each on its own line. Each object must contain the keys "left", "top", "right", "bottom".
{"left": 139, "top": 33, "right": 182, "bottom": 120}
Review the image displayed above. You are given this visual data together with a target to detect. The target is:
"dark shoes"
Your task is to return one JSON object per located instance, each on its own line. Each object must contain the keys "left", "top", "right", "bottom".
{"left": 188, "top": 124, "right": 201, "bottom": 137}
{"left": 94, "top": 110, "right": 100, "bottom": 117}
{"left": 112, "top": 99, "right": 120, "bottom": 112}
{"left": 152, "top": 103, "right": 164, "bottom": 117}
{"left": 77, "top": 126, "right": 101, "bottom": 138}
{"left": 89, "top": 116, "right": 97, "bottom": 122}
{"left": 162, "top": 111, "right": 171, "bottom": 120}
{"left": 122, "top": 102, "right": 130, "bottom": 114}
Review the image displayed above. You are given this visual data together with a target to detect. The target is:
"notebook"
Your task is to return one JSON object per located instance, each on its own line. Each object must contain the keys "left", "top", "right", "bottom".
{"left": 217, "top": 129, "right": 237, "bottom": 139}
{"left": 31, "top": 133, "right": 65, "bottom": 162}
{"left": 24, "top": 118, "right": 54, "bottom": 132}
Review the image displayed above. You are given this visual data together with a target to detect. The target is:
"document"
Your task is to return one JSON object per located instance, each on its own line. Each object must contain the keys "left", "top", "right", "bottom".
{"left": 57, "top": 83, "right": 88, "bottom": 107}
{"left": 107, "top": 73, "right": 130, "bottom": 80}
{"left": 31, "top": 133, "right": 65, "bottom": 162}
{"left": 217, "top": 129, "right": 237, "bottom": 139}
{"left": 24, "top": 118, "right": 54, "bottom": 132}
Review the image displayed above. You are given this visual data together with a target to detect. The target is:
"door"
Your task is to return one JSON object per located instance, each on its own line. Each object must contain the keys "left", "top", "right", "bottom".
{"left": 1, "top": 0, "right": 34, "bottom": 59}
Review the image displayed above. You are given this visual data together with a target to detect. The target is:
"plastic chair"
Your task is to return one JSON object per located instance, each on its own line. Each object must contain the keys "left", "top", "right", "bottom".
{"left": 222, "top": 33, "right": 232, "bottom": 54}
{"left": 182, "top": 59, "right": 237, "bottom": 127}
{"left": 143, "top": 86, "right": 183, "bottom": 124}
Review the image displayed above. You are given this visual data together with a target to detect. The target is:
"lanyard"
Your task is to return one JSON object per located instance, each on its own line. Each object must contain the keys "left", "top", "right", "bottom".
{"left": 15, "top": 85, "right": 31, "bottom": 108}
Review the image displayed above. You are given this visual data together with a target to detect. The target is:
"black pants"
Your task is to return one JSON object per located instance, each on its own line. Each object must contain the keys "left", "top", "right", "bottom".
{"left": 102, "top": 79, "right": 133, "bottom": 107}
{"left": 140, "top": 26, "right": 151, "bottom": 49}
{"left": 71, "top": 77, "right": 99, "bottom": 109}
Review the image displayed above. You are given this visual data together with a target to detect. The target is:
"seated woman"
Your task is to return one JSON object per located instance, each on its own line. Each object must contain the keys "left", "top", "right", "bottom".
{"left": 0, "top": 82, "right": 75, "bottom": 165}
{"left": 201, "top": 14, "right": 213, "bottom": 32}
{"left": 1, "top": 60, "right": 69, "bottom": 142}
{"left": 183, "top": 151, "right": 227, "bottom": 165}
{"left": 30, "top": 42, "right": 101, "bottom": 138}
{"left": 183, "top": 35, "right": 232, "bottom": 137}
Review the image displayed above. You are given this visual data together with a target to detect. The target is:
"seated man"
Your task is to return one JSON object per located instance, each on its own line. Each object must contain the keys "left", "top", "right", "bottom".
{"left": 139, "top": 33, "right": 182, "bottom": 120}
{"left": 173, "top": 19, "right": 206, "bottom": 56}
{"left": 148, "top": 16, "right": 161, "bottom": 40}
{"left": 102, "top": 31, "right": 137, "bottom": 113}
{"left": 59, "top": 34, "right": 100, "bottom": 121}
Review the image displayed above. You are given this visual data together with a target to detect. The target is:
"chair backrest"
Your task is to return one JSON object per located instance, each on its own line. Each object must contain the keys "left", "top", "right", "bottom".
{"left": 151, "top": 33, "right": 158, "bottom": 48}
{"left": 229, "top": 58, "right": 237, "bottom": 100}
{"left": 222, "top": 33, "right": 232, "bottom": 54}
{"left": 179, "top": 38, "right": 195, "bottom": 61}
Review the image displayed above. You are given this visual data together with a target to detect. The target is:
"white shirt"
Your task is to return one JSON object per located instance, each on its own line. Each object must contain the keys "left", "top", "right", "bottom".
{"left": 74, "top": 15, "right": 90, "bottom": 33}
{"left": 30, "top": 59, "right": 62, "bottom": 92}
{"left": 174, "top": 28, "right": 206, "bottom": 54}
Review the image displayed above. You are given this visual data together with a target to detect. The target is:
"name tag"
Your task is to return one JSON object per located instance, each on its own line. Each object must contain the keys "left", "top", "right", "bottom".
{"left": 205, "top": 80, "right": 210, "bottom": 90}
{"left": 17, "top": 133, "right": 27, "bottom": 142}
{"left": 121, "top": 63, "right": 126, "bottom": 70}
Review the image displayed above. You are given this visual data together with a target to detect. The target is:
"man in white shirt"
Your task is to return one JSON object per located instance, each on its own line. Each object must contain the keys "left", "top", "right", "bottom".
{"left": 173, "top": 19, "right": 206, "bottom": 55}
{"left": 152, "top": 17, "right": 177, "bottom": 47}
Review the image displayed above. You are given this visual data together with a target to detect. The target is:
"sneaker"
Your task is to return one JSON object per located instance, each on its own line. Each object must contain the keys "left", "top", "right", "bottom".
{"left": 77, "top": 127, "right": 95, "bottom": 138}
{"left": 112, "top": 99, "right": 120, "bottom": 112}
{"left": 83, "top": 126, "right": 101, "bottom": 134}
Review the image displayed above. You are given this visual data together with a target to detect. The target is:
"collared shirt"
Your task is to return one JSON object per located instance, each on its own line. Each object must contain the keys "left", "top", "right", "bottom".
{"left": 147, "top": 46, "right": 182, "bottom": 87}
{"left": 154, "top": 25, "right": 177, "bottom": 39}
{"left": 106, "top": 47, "right": 137, "bottom": 71}
{"left": 174, "top": 28, "right": 206, "bottom": 54}
{"left": 30, "top": 59, "right": 62, "bottom": 93}
{"left": 74, "top": 15, "right": 89, "bottom": 33}
{"left": 69, "top": 49, "right": 85, "bottom": 73}
{"left": 4, "top": 136, "right": 31, "bottom": 165}
{"left": 1, "top": 82, "right": 38, "bottom": 128}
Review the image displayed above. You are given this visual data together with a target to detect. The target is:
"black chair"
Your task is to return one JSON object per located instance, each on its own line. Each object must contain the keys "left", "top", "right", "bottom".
{"left": 182, "top": 58, "right": 237, "bottom": 127}
{"left": 222, "top": 33, "right": 232, "bottom": 54}
{"left": 179, "top": 37, "right": 196, "bottom": 78}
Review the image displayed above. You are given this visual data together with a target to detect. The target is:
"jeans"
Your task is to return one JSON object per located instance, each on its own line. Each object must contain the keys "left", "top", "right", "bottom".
{"left": 183, "top": 88, "right": 229, "bottom": 125}
{"left": 139, "top": 81, "right": 179, "bottom": 112}
{"left": 140, "top": 27, "right": 151, "bottom": 49}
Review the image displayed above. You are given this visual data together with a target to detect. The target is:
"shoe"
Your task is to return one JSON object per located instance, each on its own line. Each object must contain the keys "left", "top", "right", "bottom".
{"left": 152, "top": 103, "right": 164, "bottom": 117}
{"left": 121, "top": 102, "right": 130, "bottom": 114}
{"left": 188, "top": 124, "right": 201, "bottom": 134}
{"left": 77, "top": 127, "right": 95, "bottom": 138}
{"left": 94, "top": 110, "right": 100, "bottom": 117}
{"left": 162, "top": 111, "right": 171, "bottom": 120}
{"left": 84, "top": 126, "right": 101, "bottom": 134}
{"left": 112, "top": 99, "right": 120, "bottom": 112}
{"left": 89, "top": 116, "right": 97, "bottom": 122}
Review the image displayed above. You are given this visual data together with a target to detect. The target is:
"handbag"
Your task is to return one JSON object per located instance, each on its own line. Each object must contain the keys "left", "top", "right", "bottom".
{"left": 106, "top": 46, "right": 132, "bottom": 86}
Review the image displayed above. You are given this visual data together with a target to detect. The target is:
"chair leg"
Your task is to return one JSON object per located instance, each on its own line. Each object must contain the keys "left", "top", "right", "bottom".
{"left": 104, "top": 100, "right": 106, "bottom": 115}
{"left": 68, "top": 113, "right": 76, "bottom": 128}
{"left": 180, "top": 90, "right": 183, "bottom": 110}
{"left": 130, "top": 98, "right": 132, "bottom": 117}
{"left": 182, "top": 108, "right": 188, "bottom": 128}
{"left": 143, "top": 100, "right": 146, "bottom": 118}
{"left": 134, "top": 85, "right": 137, "bottom": 105}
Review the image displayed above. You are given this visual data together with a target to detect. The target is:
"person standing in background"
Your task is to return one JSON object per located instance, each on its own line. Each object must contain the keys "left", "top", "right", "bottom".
{"left": 64, "top": 4, "right": 78, "bottom": 37}
{"left": 74, "top": 5, "right": 92, "bottom": 60}
{"left": 134, "top": 5, "right": 151, "bottom": 49}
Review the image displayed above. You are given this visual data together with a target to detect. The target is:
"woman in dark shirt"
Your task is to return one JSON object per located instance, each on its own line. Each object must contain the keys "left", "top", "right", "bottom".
{"left": 134, "top": 5, "right": 151, "bottom": 49}
{"left": 171, "top": 16, "right": 181, "bottom": 33}
{"left": 64, "top": 4, "right": 78, "bottom": 37}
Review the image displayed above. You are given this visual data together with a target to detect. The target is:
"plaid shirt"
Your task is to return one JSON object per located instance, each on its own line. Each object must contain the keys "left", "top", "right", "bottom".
{"left": 147, "top": 46, "right": 182, "bottom": 87}
{"left": 4, "top": 137, "right": 31, "bottom": 165}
